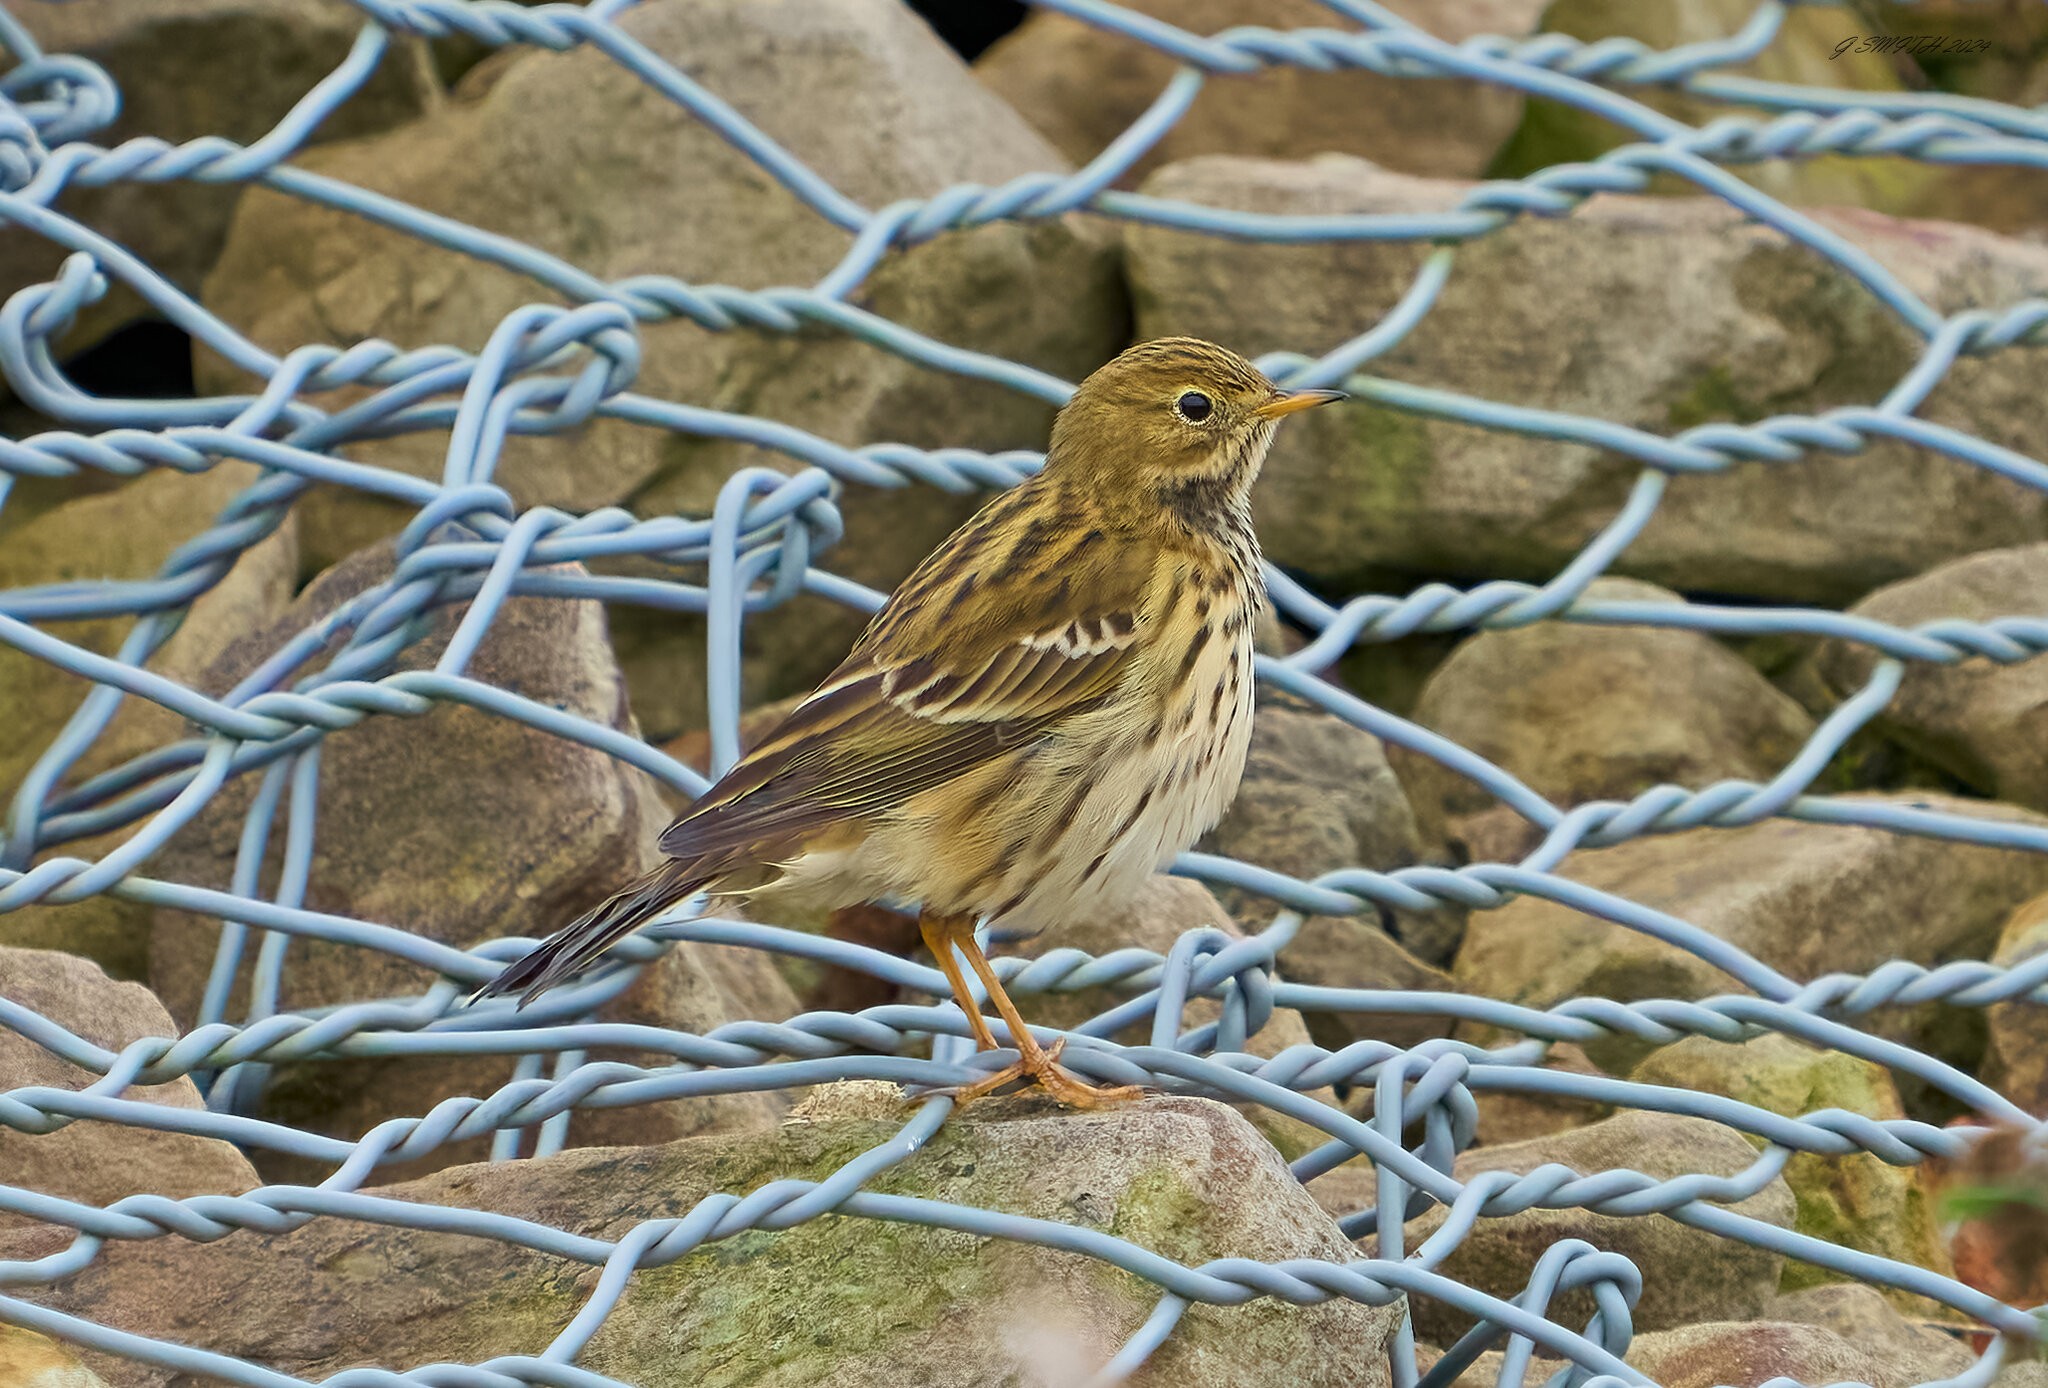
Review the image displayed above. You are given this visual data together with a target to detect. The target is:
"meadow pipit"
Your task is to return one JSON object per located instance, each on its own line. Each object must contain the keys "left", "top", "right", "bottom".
{"left": 476, "top": 338, "right": 1341, "bottom": 1105}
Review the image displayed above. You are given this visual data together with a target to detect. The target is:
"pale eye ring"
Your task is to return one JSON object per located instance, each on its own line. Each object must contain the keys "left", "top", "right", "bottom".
{"left": 1174, "top": 390, "right": 1213, "bottom": 424}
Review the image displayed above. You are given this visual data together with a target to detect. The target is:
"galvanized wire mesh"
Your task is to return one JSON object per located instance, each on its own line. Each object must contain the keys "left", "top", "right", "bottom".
{"left": 2, "top": 0, "right": 2047, "bottom": 1383}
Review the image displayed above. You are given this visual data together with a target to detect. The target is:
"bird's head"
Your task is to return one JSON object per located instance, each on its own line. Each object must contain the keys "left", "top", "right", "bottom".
{"left": 1045, "top": 337, "right": 1342, "bottom": 514}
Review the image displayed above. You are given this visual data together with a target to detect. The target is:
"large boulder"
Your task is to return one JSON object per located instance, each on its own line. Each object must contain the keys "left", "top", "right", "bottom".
{"left": 1985, "top": 892, "right": 2048, "bottom": 1116}
{"left": 0, "top": 465, "right": 298, "bottom": 979}
{"left": 1629, "top": 1033, "right": 1952, "bottom": 1313}
{"left": 1491, "top": 0, "right": 2048, "bottom": 237}
{"left": 1296, "top": 924, "right": 1461, "bottom": 1059}
{"left": 1451, "top": 795, "right": 2048, "bottom": 1076}
{"left": 0, "top": 946, "right": 260, "bottom": 1228}
{"left": 1768, "top": 1284, "right": 1976, "bottom": 1373}
{"left": 146, "top": 540, "right": 796, "bottom": 1183}
{"left": 1200, "top": 684, "right": 1465, "bottom": 968}
{"left": 976, "top": 0, "right": 1543, "bottom": 186}
{"left": 1623, "top": 1318, "right": 1974, "bottom": 1388}
{"left": 0, "top": 0, "right": 439, "bottom": 366}
{"left": 200, "top": 0, "right": 1127, "bottom": 742}
{"left": 19, "top": 1091, "right": 1404, "bottom": 1388}
{"left": 1340, "top": 1110, "right": 1796, "bottom": 1342}
{"left": 1392, "top": 578, "right": 1819, "bottom": 863}
{"left": 1460, "top": 1041, "right": 1612, "bottom": 1148}
{"left": 1126, "top": 156, "right": 2048, "bottom": 603}
{"left": 1814, "top": 543, "right": 2048, "bottom": 813}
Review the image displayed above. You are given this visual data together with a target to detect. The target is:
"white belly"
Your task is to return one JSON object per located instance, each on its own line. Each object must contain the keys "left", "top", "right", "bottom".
{"left": 992, "top": 628, "right": 1256, "bottom": 931}
{"left": 746, "top": 628, "right": 1259, "bottom": 933}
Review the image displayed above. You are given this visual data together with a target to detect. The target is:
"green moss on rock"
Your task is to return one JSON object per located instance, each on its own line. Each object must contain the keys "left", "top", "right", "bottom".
{"left": 1630, "top": 1034, "right": 1953, "bottom": 1315}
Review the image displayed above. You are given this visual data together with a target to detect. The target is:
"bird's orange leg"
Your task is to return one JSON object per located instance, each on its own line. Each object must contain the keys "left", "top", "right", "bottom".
{"left": 919, "top": 911, "right": 1002, "bottom": 1054}
{"left": 921, "top": 911, "right": 1142, "bottom": 1109}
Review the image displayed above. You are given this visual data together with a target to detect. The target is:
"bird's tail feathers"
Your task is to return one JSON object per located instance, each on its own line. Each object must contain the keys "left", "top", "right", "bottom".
{"left": 469, "top": 860, "right": 708, "bottom": 1008}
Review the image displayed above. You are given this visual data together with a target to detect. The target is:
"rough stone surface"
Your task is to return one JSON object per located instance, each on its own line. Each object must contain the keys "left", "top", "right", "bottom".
{"left": 1336, "top": 629, "right": 1463, "bottom": 722}
{"left": 1630, "top": 1033, "right": 1952, "bottom": 1310}
{"left": 1463, "top": 1041, "right": 1612, "bottom": 1148}
{"left": 1451, "top": 794, "right": 2048, "bottom": 1076}
{"left": 202, "top": 0, "right": 1126, "bottom": 735}
{"left": 1492, "top": 0, "right": 2048, "bottom": 237}
{"left": 1362, "top": 1111, "right": 1796, "bottom": 1343}
{"left": 1200, "top": 684, "right": 1464, "bottom": 967}
{"left": 1815, "top": 543, "right": 2048, "bottom": 813}
{"left": 145, "top": 541, "right": 795, "bottom": 1182}
{"left": 1625, "top": 1319, "right": 1975, "bottom": 1388}
{"left": 20, "top": 1093, "right": 1403, "bottom": 1388}
{"left": 0, "top": 465, "right": 298, "bottom": 978}
{"left": 1, "top": 0, "right": 439, "bottom": 364}
{"left": 1985, "top": 892, "right": 2048, "bottom": 1115}
{"left": 976, "top": 0, "right": 1543, "bottom": 185}
{"left": 1393, "top": 578, "right": 1819, "bottom": 863}
{"left": 0, "top": 1325, "right": 114, "bottom": 1388}
{"left": 1008, "top": 873, "right": 1337, "bottom": 1158}
{"left": 1769, "top": 1284, "right": 1976, "bottom": 1369}
{"left": 1127, "top": 156, "right": 2048, "bottom": 603}
{"left": 1295, "top": 922, "right": 1460, "bottom": 1058}
{"left": 0, "top": 946, "right": 259, "bottom": 1229}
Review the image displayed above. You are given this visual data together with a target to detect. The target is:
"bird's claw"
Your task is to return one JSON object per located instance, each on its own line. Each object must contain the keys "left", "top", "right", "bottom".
{"left": 918, "top": 1036, "right": 1146, "bottom": 1110}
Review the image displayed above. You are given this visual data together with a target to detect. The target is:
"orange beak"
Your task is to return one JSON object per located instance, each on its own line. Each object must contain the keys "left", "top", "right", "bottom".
{"left": 1254, "top": 388, "right": 1346, "bottom": 419}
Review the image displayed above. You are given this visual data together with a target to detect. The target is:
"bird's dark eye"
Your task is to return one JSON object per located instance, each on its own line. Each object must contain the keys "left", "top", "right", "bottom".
{"left": 1175, "top": 390, "right": 1213, "bottom": 423}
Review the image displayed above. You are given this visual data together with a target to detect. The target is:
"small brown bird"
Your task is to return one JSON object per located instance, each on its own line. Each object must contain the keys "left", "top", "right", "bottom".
{"left": 476, "top": 338, "right": 1341, "bottom": 1105}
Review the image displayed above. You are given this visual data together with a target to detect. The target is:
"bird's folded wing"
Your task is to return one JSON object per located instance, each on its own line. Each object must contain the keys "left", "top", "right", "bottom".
{"left": 655, "top": 607, "right": 1145, "bottom": 864}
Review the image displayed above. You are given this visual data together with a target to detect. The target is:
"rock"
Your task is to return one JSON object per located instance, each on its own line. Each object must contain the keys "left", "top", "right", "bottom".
{"left": 1200, "top": 684, "right": 1464, "bottom": 966}
{"left": 0, "top": 1325, "right": 114, "bottom": 1388}
{"left": 1464, "top": 1041, "right": 1612, "bottom": 1147}
{"left": 1986, "top": 892, "right": 2048, "bottom": 1115}
{"left": 1335, "top": 628, "right": 1462, "bottom": 722}
{"left": 1, "top": 0, "right": 438, "bottom": 364}
{"left": 1367, "top": 1111, "right": 1796, "bottom": 1342}
{"left": 1814, "top": 544, "right": 2048, "bottom": 813}
{"left": 1493, "top": 0, "right": 2048, "bottom": 238}
{"left": 1770, "top": 1284, "right": 1975, "bottom": 1368}
{"left": 1295, "top": 923, "right": 1460, "bottom": 1058}
{"left": 202, "top": 0, "right": 1126, "bottom": 732}
{"left": 20, "top": 1094, "right": 1403, "bottom": 1388}
{"left": 0, "top": 946, "right": 260, "bottom": 1229}
{"left": 1867, "top": 1, "right": 2048, "bottom": 106}
{"left": 1630, "top": 1033, "right": 1952, "bottom": 1313}
{"left": 1451, "top": 794, "right": 2048, "bottom": 1077}
{"left": 1626, "top": 1318, "right": 1975, "bottom": 1388}
{"left": 1127, "top": 156, "right": 2048, "bottom": 604}
{"left": 1393, "top": 579, "right": 1819, "bottom": 862}
{"left": 975, "top": 0, "right": 1542, "bottom": 186}
{"left": 1002, "top": 874, "right": 1336, "bottom": 1160}
{"left": 0, "top": 465, "right": 298, "bottom": 979}
{"left": 146, "top": 541, "right": 796, "bottom": 1183}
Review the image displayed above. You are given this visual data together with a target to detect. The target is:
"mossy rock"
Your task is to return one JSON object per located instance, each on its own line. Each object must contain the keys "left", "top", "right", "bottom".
{"left": 1630, "top": 1033, "right": 1955, "bottom": 1319}
{"left": 22, "top": 1090, "right": 1402, "bottom": 1387}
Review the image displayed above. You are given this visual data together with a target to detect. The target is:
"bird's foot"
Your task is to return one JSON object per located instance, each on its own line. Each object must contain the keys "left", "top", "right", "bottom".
{"left": 945, "top": 1037, "right": 1146, "bottom": 1109}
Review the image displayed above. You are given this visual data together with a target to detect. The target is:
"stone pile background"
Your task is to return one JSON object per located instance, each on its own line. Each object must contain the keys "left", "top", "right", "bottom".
{"left": 2, "top": 0, "right": 2048, "bottom": 1384}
